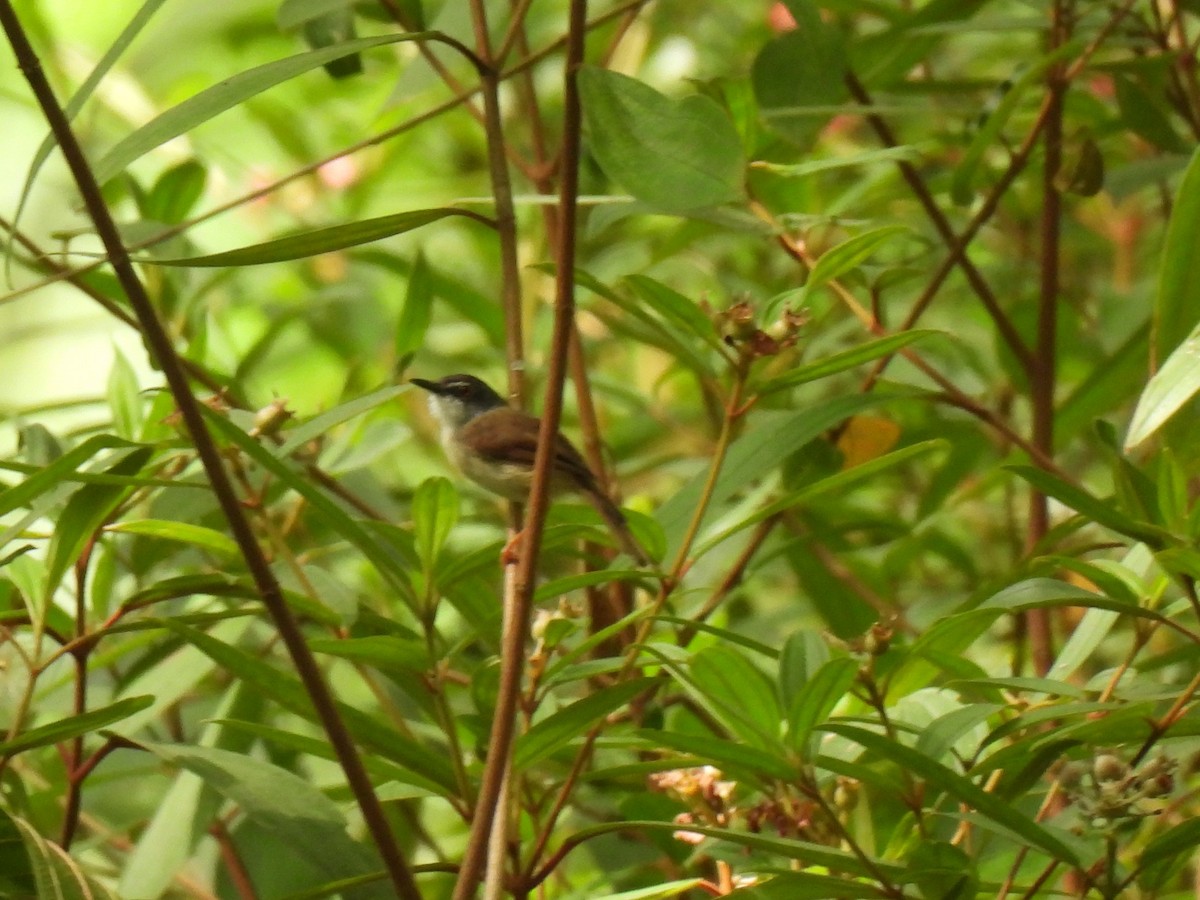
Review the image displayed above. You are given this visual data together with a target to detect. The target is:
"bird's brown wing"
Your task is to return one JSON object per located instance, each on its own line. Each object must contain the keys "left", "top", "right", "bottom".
{"left": 458, "top": 411, "right": 597, "bottom": 490}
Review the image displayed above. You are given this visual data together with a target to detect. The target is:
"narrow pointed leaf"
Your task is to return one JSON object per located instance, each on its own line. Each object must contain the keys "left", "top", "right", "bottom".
{"left": 104, "top": 519, "right": 239, "bottom": 557}
{"left": 1005, "top": 465, "right": 1171, "bottom": 546}
{"left": 140, "top": 208, "right": 475, "bottom": 267}
{"left": 140, "top": 742, "right": 391, "bottom": 899}
{"left": 513, "top": 679, "right": 655, "bottom": 771}
{"left": 93, "top": 33, "right": 438, "bottom": 184}
{"left": 760, "top": 331, "right": 938, "bottom": 394}
{"left": 822, "top": 723, "right": 1081, "bottom": 865}
{"left": 0, "top": 696, "right": 153, "bottom": 758}
{"left": 806, "top": 225, "right": 909, "bottom": 292}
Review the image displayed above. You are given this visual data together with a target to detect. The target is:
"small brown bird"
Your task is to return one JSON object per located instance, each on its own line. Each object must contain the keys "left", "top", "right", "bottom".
{"left": 411, "top": 374, "right": 649, "bottom": 565}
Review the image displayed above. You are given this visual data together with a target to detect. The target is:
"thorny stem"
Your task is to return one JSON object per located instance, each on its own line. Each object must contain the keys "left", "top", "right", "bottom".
{"left": 0, "top": 7, "right": 420, "bottom": 898}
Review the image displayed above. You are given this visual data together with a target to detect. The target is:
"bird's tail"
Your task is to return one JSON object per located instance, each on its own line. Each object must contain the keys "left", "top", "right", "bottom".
{"left": 586, "top": 489, "right": 652, "bottom": 567}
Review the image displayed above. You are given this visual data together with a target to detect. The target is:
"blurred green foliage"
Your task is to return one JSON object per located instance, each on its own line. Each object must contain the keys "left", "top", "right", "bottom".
{"left": 3, "top": 0, "right": 1200, "bottom": 897}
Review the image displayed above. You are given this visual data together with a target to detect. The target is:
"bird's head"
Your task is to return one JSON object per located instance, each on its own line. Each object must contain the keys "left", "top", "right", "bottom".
{"left": 410, "top": 374, "right": 507, "bottom": 429}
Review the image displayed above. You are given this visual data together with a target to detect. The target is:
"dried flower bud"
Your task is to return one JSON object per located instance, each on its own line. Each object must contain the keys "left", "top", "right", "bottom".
{"left": 833, "top": 777, "right": 858, "bottom": 812}
{"left": 1056, "top": 761, "right": 1085, "bottom": 790}
{"left": 1093, "top": 754, "right": 1128, "bottom": 784}
{"left": 251, "top": 398, "right": 293, "bottom": 438}
{"left": 864, "top": 622, "right": 893, "bottom": 656}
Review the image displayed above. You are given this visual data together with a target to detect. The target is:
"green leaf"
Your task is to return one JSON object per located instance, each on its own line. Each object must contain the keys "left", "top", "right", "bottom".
{"left": 0, "top": 808, "right": 36, "bottom": 897}
{"left": 395, "top": 252, "right": 434, "bottom": 367}
{"left": 1005, "top": 465, "right": 1171, "bottom": 546}
{"left": 141, "top": 159, "right": 207, "bottom": 224}
{"left": 1048, "top": 607, "right": 1121, "bottom": 683}
{"left": 778, "top": 631, "right": 830, "bottom": 708}
{"left": 92, "top": 33, "right": 437, "bottom": 184}
{"left": 534, "top": 568, "right": 650, "bottom": 603}
{"left": 1115, "top": 75, "right": 1189, "bottom": 154}
{"left": 1138, "top": 818, "right": 1200, "bottom": 876}
{"left": 571, "top": 819, "right": 905, "bottom": 880}
{"left": 759, "top": 331, "right": 938, "bottom": 394}
{"left": 275, "top": 384, "right": 406, "bottom": 458}
{"left": 412, "top": 476, "right": 458, "bottom": 567}
{"left": 689, "top": 645, "right": 782, "bottom": 751}
{"left": 203, "top": 410, "right": 417, "bottom": 600}
{"left": 637, "top": 729, "right": 796, "bottom": 782}
{"left": 913, "top": 703, "right": 1003, "bottom": 763}
{"left": 579, "top": 66, "right": 745, "bottom": 212}
{"left": 752, "top": 3, "right": 848, "bottom": 146}
{"left": 1126, "top": 319, "right": 1200, "bottom": 451}
{"left": 107, "top": 347, "right": 143, "bottom": 440}
{"left": 5, "top": 0, "right": 171, "bottom": 272}
{"left": 0, "top": 696, "right": 153, "bottom": 758}
{"left": 573, "top": 267, "right": 714, "bottom": 376}
{"left": 822, "top": 723, "right": 1080, "bottom": 865}
{"left": 140, "top": 742, "right": 391, "bottom": 899}
{"left": 806, "top": 225, "right": 909, "bottom": 293}
{"left": 0, "top": 434, "right": 141, "bottom": 520}
{"left": 731, "top": 871, "right": 889, "bottom": 898}
{"left": 589, "top": 880, "right": 705, "bottom": 900}
{"left": 163, "top": 620, "right": 455, "bottom": 793}
{"left": 4, "top": 812, "right": 120, "bottom": 900}
{"left": 104, "top": 518, "right": 239, "bottom": 557}
{"left": 656, "top": 392, "right": 901, "bottom": 549}
{"left": 139, "top": 208, "right": 475, "bottom": 267}
{"left": 787, "top": 656, "right": 858, "bottom": 756}
{"left": 1153, "top": 146, "right": 1200, "bottom": 365}
{"left": 277, "top": 0, "right": 357, "bottom": 30}
{"left": 852, "top": 0, "right": 989, "bottom": 87}
{"left": 625, "top": 275, "right": 724, "bottom": 352}
{"left": 950, "top": 39, "right": 1083, "bottom": 204}
{"left": 309, "top": 636, "right": 429, "bottom": 678}
{"left": 513, "top": 678, "right": 655, "bottom": 771}
{"left": 904, "top": 840, "right": 977, "bottom": 900}
{"left": 44, "top": 446, "right": 154, "bottom": 598}
{"left": 303, "top": 7, "right": 362, "bottom": 79}
{"left": 752, "top": 145, "right": 922, "bottom": 179}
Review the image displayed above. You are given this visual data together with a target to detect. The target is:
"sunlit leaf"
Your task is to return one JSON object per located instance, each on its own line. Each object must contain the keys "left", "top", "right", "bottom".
{"left": 580, "top": 66, "right": 745, "bottom": 211}
{"left": 0, "top": 696, "right": 153, "bottom": 758}
{"left": 93, "top": 33, "right": 438, "bottom": 184}
{"left": 105, "top": 518, "right": 238, "bottom": 557}
{"left": 139, "top": 208, "right": 478, "bottom": 267}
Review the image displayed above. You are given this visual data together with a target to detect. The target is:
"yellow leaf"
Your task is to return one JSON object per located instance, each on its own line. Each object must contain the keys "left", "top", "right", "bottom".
{"left": 837, "top": 415, "right": 900, "bottom": 468}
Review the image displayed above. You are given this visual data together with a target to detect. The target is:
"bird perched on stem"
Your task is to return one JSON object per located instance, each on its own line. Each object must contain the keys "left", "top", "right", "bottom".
{"left": 411, "top": 374, "right": 650, "bottom": 566}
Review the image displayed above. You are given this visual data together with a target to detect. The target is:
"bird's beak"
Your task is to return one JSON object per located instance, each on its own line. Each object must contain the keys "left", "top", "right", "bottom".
{"left": 410, "top": 378, "right": 441, "bottom": 394}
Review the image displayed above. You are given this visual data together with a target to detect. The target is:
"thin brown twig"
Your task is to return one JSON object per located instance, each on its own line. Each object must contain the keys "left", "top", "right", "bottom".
{"left": 1023, "top": 0, "right": 1072, "bottom": 676}
{"left": 451, "top": 1, "right": 590, "bottom": 894}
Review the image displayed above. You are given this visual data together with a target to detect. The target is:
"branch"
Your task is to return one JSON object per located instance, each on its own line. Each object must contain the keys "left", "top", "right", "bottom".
{"left": 451, "top": 2, "right": 589, "bottom": 895}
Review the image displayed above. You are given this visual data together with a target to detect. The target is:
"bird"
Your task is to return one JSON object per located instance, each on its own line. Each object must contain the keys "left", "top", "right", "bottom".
{"left": 410, "top": 374, "right": 650, "bottom": 566}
